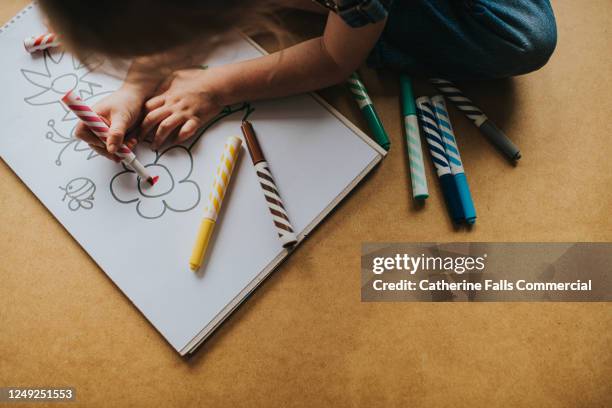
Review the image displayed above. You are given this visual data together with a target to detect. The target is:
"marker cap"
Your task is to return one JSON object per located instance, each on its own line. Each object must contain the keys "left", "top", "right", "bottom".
{"left": 362, "top": 104, "right": 391, "bottom": 151}
{"left": 454, "top": 173, "right": 476, "bottom": 224}
{"left": 479, "top": 120, "right": 521, "bottom": 161}
{"left": 439, "top": 174, "right": 464, "bottom": 224}
{"left": 400, "top": 75, "right": 417, "bottom": 117}
{"left": 241, "top": 120, "right": 265, "bottom": 165}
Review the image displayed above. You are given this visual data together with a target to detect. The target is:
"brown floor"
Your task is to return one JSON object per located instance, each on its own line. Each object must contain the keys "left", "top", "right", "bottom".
{"left": 1, "top": 1, "right": 610, "bottom": 407}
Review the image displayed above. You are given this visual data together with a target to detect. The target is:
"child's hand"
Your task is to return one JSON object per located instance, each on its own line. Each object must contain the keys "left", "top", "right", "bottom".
{"left": 140, "top": 69, "right": 223, "bottom": 149}
{"left": 74, "top": 85, "right": 146, "bottom": 161}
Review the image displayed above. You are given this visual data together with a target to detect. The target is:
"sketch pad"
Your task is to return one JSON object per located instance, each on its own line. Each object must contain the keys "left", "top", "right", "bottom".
{"left": 0, "top": 5, "right": 385, "bottom": 355}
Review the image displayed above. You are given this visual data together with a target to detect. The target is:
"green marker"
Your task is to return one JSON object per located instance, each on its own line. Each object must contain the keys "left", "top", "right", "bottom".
{"left": 400, "top": 75, "right": 429, "bottom": 200}
{"left": 347, "top": 72, "right": 391, "bottom": 150}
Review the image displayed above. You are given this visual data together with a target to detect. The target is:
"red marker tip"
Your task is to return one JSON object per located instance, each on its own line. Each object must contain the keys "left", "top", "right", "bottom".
{"left": 61, "top": 90, "right": 72, "bottom": 104}
{"left": 147, "top": 175, "right": 159, "bottom": 186}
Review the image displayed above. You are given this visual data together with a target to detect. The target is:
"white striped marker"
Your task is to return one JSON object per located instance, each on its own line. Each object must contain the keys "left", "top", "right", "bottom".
{"left": 24, "top": 33, "right": 61, "bottom": 53}
{"left": 431, "top": 95, "right": 476, "bottom": 224}
{"left": 241, "top": 120, "right": 297, "bottom": 248}
{"left": 400, "top": 75, "right": 428, "bottom": 200}
{"left": 190, "top": 136, "right": 242, "bottom": 271}
{"left": 430, "top": 78, "right": 521, "bottom": 161}
{"left": 416, "top": 97, "right": 464, "bottom": 223}
{"left": 61, "top": 91, "right": 155, "bottom": 185}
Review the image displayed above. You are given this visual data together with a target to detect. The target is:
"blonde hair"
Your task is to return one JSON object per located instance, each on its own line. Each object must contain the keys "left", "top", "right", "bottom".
{"left": 39, "top": 0, "right": 287, "bottom": 60}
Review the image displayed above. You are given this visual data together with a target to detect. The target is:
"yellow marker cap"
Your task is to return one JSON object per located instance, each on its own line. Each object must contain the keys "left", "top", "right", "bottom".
{"left": 189, "top": 218, "right": 216, "bottom": 271}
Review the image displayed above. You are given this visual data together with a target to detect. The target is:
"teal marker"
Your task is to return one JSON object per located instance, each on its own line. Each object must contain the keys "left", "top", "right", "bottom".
{"left": 400, "top": 75, "right": 429, "bottom": 200}
{"left": 347, "top": 72, "right": 391, "bottom": 150}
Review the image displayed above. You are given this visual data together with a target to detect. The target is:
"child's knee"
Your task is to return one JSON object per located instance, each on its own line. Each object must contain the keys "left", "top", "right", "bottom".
{"left": 485, "top": 4, "right": 558, "bottom": 77}
{"left": 510, "top": 24, "right": 557, "bottom": 74}
{"left": 469, "top": 25, "right": 556, "bottom": 79}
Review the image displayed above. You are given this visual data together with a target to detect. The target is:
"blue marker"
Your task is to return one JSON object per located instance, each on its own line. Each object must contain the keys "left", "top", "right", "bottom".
{"left": 431, "top": 95, "right": 476, "bottom": 224}
{"left": 415, "top": 97, "right": 464, "bottom": 224}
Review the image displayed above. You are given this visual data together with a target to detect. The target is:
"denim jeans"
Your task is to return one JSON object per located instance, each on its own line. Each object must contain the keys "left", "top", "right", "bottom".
{"left": 368, "top": 0, "right": 557, "bottom": 80}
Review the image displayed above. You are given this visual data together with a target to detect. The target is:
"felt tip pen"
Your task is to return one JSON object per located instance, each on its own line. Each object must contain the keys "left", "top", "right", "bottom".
{"left": 347, "top": 72, "right": 391, "bottom": 150}
{"left": 415, "top": 96, "right": 464, "bottom": 224}
{"left": 431, "top": 95, "right": 476, "bottom": 224}
{"left": 241, "top": 120, "right": 298, "bottom": 248}
{"left": 430, "top": 78, "right": 521, "bottom": 162}
{"left": 61, "top": 91, "right": 157, "bottom": 186}
{"left": 189, "top": 136, "right": 242, "bottom": 271}
{"left": 400, "top": 75, "right": 429, "bottom": 200}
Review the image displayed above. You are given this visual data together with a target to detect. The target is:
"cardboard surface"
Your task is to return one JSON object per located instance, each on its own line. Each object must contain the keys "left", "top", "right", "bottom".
{"left": 1, "top": 0, "right": 610, "bottom": 406}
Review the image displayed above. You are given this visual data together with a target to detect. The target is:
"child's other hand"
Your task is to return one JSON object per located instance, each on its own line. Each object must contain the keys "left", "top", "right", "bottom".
{"left": 140, "top": 69, "right": 223, "bottom": 149}
{"left": 74, "top": 86, "right": 145, "bottom": 161}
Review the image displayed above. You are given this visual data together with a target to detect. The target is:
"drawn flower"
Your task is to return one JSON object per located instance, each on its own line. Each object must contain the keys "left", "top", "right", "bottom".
{"left": 110, "top": 145, "right": 201, "bottom": 220}
{"left": 22, "top": 49, "right": 115, "bottom": 165}
{"left": 21, "top": 50, "right": 105, "bottom": 117}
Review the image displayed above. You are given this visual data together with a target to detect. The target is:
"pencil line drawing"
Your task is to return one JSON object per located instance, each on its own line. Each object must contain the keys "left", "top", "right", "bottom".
{"left": 188, "top": 102, "right": 253, "bottom": 150}
{"left": 109, "top": 145, "right": 201, "bottom": 220}
{"left": 46, "top": 118, "right": 100, "bottom": 166}
{"left": 59, "top": 177, "right": 96, "bottom": 211}
{"left": 109, "top": 102, "right": 253, "bottom": 220}
{"left": 21, "top": 48, "right": 112, "bottom": 165}
{"left": 242, "top": 103, "right": 255, "bottom": 121}
{"left": 21, "top": 49, "right": 104, "bottom": 117}
{"left": 20, "top": 47, "right": 253, "bottom": 220}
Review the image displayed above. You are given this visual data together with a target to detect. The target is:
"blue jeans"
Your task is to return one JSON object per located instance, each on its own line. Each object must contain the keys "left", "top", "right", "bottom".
{"left": 368, "top": 0, "right": 557, "bottom": 80}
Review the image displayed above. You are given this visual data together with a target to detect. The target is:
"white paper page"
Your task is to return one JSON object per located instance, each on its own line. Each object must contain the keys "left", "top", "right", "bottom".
{"left": 0, "top": 5, "right": 381, "bottom": 353}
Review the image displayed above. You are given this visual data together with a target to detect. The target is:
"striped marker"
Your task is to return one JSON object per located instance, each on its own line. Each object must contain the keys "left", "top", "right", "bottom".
{"left": 189, "top": 136, "right": 242, "bottom": 271}
{"left": 241, "top": 121, "right": 297, "bottom": 248}
{"left": 347, "top": 72, "right": 391, "bottom": 150}
{"left": 61, "top": 91, "right": 155, "bottom": 185}
{"left": 430, "top": 78, "right": 521, "bottom": 162}
{"left": 400, "top": 75, "right": 428, "bottom": 200}
{"left": 415, "top": 97, "right": 464, "bottom": 224}
{"left": 24, "top": 33, "right": 61, "bottom": 53}
{"left": 431, "top": 95, "right": 476, "bottom": 224}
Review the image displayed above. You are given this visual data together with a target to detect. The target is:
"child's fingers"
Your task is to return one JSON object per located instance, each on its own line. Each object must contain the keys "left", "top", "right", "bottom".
{"left": 145, "top": 95, "right": 165, "bottom": 111}
{"left": 107, "top": 111, "right": 131, "bottom": 154}
{"left": 140, "top": 108, "right": 172, "bottom": 141}
{"left": 156, "top": 76, "right": 173, "bottom": 94}
{"left": 89, "top": 144, "right": 121, "bottom": 162}
{"left": 78, "top": 131, "right": 105, "bottom": 148}
{"left": 177, "top": 119, "right": 201, "bottom": 143}
{"left": 125, "top": 136, "right": 139, "bottom": 150}
{"left": 152, "top": 114, "right": 183, "bottom": 149}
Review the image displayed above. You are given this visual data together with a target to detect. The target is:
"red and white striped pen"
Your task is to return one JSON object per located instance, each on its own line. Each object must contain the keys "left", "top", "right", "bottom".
{"left": 61, "top": 90, "right": 158, "bottom": 186}
{"left": 24, "top": 33, "right": 61, "bottom": 53}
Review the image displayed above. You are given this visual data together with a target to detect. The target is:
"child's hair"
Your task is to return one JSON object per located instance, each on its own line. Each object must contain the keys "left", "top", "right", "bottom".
{"left": 39, "top": 0, "right": 283, "bottom": 59}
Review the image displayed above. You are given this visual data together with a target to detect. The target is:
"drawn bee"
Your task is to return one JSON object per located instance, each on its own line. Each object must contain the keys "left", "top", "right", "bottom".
{"left": 59, "top": 177, "right": 96, "bottom": 211}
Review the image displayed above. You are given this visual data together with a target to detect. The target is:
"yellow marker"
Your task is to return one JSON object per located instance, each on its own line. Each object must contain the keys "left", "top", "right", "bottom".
{"left": 189, "top": 136, "right": 242, "bottom": 271}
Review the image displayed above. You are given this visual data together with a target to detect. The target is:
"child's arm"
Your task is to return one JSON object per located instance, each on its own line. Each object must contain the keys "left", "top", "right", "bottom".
{"left": 213, "top": 13, "right": 386, "bottom": 101}
{"left": 141, "top": 13, "right": 386, "bottom": 148}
